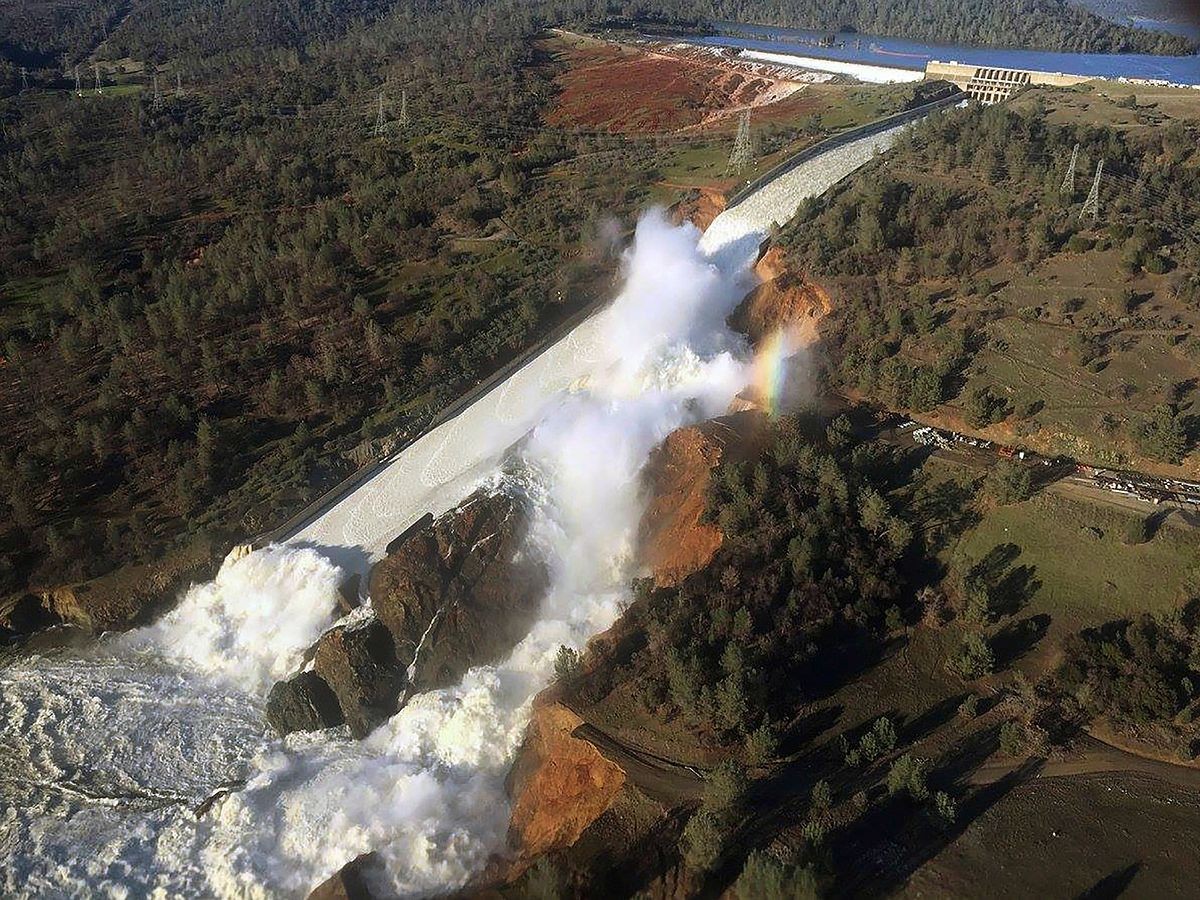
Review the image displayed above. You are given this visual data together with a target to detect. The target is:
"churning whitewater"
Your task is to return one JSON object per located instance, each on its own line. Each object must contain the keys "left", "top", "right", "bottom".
{"left": 0, "top": 208, "right": 772, "bottom": 898}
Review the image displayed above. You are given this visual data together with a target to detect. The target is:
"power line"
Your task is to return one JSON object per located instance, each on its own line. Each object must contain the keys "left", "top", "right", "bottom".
{"left": 371, "top": 90, "right": 388, "bottom": 136}
{"left": 1081, "top": 159, "right": 1104, "bottom": 221}
{"left": 1060, "top": 142, "right": 1078, "bottom": 195}
{"left": 728, "top": 108, "right": 753, "bottom": 172}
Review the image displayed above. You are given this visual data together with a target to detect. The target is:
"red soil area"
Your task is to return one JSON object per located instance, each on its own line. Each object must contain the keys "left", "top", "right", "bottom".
{"left": 545, "top": 39, "right": 799, "bottom": 134}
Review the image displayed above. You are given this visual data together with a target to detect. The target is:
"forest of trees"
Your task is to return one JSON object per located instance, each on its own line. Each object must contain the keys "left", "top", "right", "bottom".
{"left": 0, "top": 0, "right": 665, "bottom": 596}
{"left": 1056, "top": 606, "right": 1200, "bottom": 756}
{"left": 699, "top": 0, "right": 1197, "bottom": 54}
{"left": 778, "top": 102, "right": 1200, "bottom": 460}
{"left": 573, "top": 415, "right": 916, "bottom": 756}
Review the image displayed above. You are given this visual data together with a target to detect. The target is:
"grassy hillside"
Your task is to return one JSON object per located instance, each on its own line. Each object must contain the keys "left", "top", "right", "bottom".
{"left": 781, "top": 85, "right": 1200, "bottom": 474}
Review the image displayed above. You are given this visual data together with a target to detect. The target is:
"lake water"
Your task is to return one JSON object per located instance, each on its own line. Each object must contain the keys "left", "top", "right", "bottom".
{"left": 693, "top": 21, "right": 1200, "bottom": 86}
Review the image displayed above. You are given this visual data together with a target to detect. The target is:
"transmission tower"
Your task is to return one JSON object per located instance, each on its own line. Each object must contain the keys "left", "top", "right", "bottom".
{"left": 398, "top": 89, "right": 409, "bottom": 128}
{"left": 1060, "top": 143, "right": 1079, "bottom": 194}
{"left": 74, "top": 66, "right": 82, "bottom": 97}
{"left": 152, "top": 71, "right": 162, "bottom": 110}
{"left": 93, "top": 63, "right": 102, "bottom": 94}
{"left": 372, "top": 91, "right": 388, "bottom": 136}
{"left": 1080, "top": 159, "right": 1104, "bottom": 221}
{"left": 20, "top": 67, "right": 28, "bottom": 91}
{"left": 728, "top": 109, "right": 754, "bottom": 173}
{"left": 175, "top": 71, "right": 183, "bottom": 97}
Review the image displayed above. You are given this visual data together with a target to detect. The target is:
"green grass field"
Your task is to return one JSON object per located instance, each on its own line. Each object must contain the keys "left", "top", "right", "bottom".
{"left": 935, "top": 460, "right": 1200, "bottom": 624}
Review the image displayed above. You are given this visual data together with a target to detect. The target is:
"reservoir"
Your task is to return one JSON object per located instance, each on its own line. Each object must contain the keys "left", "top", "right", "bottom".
{"left": 688, "top": 21, "right": 1200, "bottom": 85}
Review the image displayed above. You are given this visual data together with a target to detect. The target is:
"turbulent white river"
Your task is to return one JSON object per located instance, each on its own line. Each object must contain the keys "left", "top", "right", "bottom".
{"left": 0, "top": 124, "right": 908, "bottom": 898}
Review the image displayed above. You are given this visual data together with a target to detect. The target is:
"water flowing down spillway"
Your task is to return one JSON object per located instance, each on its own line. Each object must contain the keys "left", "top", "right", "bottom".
{"left": 0, "top": 123, "right": 911, "bottom": 898}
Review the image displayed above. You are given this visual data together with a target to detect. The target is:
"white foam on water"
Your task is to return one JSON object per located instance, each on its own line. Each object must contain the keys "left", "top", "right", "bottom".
{"left": 3, "top": 119, "right": 926, "bottom": 896}
{"left": 193, "top": 209, "right": 762, "bottom": 897}
{"left": 120, "top": 544, "right": 346, "bottom": 695}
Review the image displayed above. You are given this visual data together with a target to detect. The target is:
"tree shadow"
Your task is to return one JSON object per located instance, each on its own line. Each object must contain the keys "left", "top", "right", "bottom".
{"left": 1144, "top": 508, "right": 1172, "bottom": 541}
{"left": 994, "top": 563, "right": 1041, "bottom": 618}
{"left": 1075, "top": 861, "right": 1142, "bottom": 900}
{"left": 778, "top": 704, "right": 844, "bottom": 757}
{"left": 991, "top": 613, "right": 1051, "bottom": 669}
{"left": 831, "top": 754, "right": 1045, "bottom": 898}
{"left": 901, "top": 693, "right": 967, "bottom": 746}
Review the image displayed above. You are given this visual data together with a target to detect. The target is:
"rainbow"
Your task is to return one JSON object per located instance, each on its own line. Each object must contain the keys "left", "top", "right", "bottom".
{"left": 752, "top": 329, "right": 793, "bottom": 416}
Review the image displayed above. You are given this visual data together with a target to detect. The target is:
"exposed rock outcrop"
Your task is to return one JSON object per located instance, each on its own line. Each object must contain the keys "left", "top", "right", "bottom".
{"left": 269, "top": 489, "right": 546, "bottom": 738}
{"left": 638, "top": 411, "right": 765, "bottom": 588}
{"left": 313, "top": 617, "right": 406, "bottom": 739}
{"left": 1, "top": 538, "right": 220, "bottom": 638}
{"left": 307, "top": 853, "right": 381, "bottom": 900}
{"left": 730, "top": 245, "right": 832, "bottom": 346}
{"left": 370, "top": 490, "right": 546, "bottom": 694}
{"left": 669, "top": 186, "right": 726, "bottom": 232}
{"left": 506, "top": 702, "right": 626, "bottom": 865}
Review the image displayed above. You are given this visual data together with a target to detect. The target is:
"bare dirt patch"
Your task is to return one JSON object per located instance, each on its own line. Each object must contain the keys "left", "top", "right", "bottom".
{"left": 542, "top": 34, "right": 807, "bottom": 134}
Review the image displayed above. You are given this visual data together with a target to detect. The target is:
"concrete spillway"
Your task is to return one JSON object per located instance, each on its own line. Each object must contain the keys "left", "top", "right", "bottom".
{"left": 286, "top": 121, "right": 912, "bottom": 568}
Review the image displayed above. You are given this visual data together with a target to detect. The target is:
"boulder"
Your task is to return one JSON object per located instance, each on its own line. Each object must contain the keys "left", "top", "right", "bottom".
{"left": 266, "top": 670, "right": 344, "bottom": 735}
{"left": 369, "top": 490, "right": 547, "bottom": 693}
{"left": 307, "top": 853, "right": 381, "bottom": 900}
{"left": 313, "top": 617, "right": 406, "bottom": 739}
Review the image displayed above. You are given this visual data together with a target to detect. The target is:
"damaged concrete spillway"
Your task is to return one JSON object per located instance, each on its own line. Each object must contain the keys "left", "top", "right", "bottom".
{"left": 286, "top": 120, "right": 916, "bottom": 568}
{"left": 0, "top": 117, "right": 922, "bottom": 898}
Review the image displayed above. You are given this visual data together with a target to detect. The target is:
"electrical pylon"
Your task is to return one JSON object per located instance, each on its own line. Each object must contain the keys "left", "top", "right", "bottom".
{"left": 398, "top": 89, "right": 409, "bottom": 128}
{"left": 176, "top": 71, "right": 183, "bottom": 97}
{"left": 74, "top": 66, "right": 82, "bottom": 97}
{"left": 1080, "top": 159, "right": 1104, "bottom": 221}
{"left": 728, "top": 109, "right": 754, "bottom": 172}
{"left": 93, "top": 63, "right": 102, "bottom": 94}
{"left": 152, "top": 71, "right": 162, "bottom": 110}
{"left": 20, "top": 67, "right": 28, "bottom": 91}
{"left": 1060, "top": 143, "right": 1079, "bottom": 194}
{"left": 372, "top": 91, "right": 387, "bottom": 136}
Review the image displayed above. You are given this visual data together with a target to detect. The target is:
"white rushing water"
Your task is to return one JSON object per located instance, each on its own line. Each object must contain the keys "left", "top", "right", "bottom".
{"left": 0, "top": 124, "right": 910, "bottom": 898}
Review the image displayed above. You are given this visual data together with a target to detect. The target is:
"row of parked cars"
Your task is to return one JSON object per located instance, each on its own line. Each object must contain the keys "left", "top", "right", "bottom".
{"left": 897, "top": 419, "right": 1200, "bottom": 508}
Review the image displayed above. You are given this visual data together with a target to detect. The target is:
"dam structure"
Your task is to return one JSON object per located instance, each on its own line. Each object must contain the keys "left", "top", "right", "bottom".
{"left": 286, "top": 117, "right": 926, "bottom": 572}
{"left": 732, "top": 46, "right": 1098, "bottom": 102}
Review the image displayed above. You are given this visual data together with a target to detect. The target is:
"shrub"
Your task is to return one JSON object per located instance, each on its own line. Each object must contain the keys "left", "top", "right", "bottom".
{"left": 1124, "top": 515, "right": 1151, "bottom": 546}
{"left": 965, "top": 384, "right": 1010, "bottom": 427}
{"left": 705, "top": 760, "right": 748, "bottom": 816}
{"left": 958, "top": 694, "right": 979, "bottom": 720}
{"left": 682, "top": 810, "right": 724, "bottom": 872}
{"left": 811, "top": 779, "right": 832, "bottom": 814}
{"left": 931, "top": 790, "right": 957, "bottom": 830}
{"left": 999, "top": 720, "right": 1028, "bottom": 756}
{"left": 801, "top": 819, "right": 826, "bottom": 846}
{"left": 553, "top": 645, "right": 581, "bottom": 682}
{"left": 733, "top": 851, "right": 820, "bottom": 900}
{"left": 984, "top": 460, "right": 1033, "bottom": 504}
{"left": 886, "top": 754, "right": 930, "bottom": 801}
{"left": 745, "top": 722, "right": 780, "bottom": 764}
{"left": 953, "top": 631, "right": 996, "bottom": 679}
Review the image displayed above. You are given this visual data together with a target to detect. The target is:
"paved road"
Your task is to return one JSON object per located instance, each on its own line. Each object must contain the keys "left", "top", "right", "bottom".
{"left": 285, "top": 122, "right": 916, "bottom": 573}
